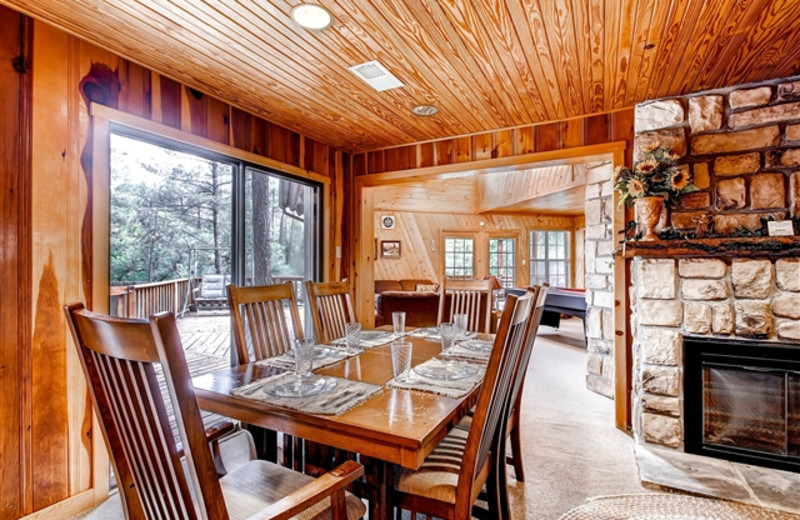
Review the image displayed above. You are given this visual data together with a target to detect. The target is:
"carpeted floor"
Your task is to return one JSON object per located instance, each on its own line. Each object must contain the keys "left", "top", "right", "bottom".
{"left": 503, "top": 319, "right": 647, "bottom": 519}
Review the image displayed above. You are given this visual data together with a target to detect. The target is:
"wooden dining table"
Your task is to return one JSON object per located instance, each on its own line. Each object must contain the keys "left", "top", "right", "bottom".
{"left": 191, "top": 331, "right": 482, "bottom": 520}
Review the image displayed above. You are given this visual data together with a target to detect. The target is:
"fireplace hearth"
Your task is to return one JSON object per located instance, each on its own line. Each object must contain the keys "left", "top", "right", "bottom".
{"left": 684, "top": 335, "right": 800, "bottom": 472}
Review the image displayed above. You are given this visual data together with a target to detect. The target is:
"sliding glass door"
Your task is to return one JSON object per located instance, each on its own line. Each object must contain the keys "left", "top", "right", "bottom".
{"left": 109, "top": 130, "right": 321, "bottom": 358}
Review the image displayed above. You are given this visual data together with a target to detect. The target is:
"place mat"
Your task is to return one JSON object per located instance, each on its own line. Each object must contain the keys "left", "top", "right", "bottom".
{"left": 256, "top": 346, "right": 353, "bottom": 370}
{"left": 386, "top": 358, "right": 485, "bottom": 398}
{"left": 558, "top": 494, "right": 799, "bottom": 520}
{"left": 440, "top": 338, "right": 494, "bottom": 362}
{"left": 231, "top": 373, "right": 382, "bottom": 416}
{"left": 331, "top": 330, "right": 399, "bottom": 349}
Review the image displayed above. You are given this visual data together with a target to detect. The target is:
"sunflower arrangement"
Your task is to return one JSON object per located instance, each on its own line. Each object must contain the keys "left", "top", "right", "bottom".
{"left": 614, "top": 146, "right": 697, "bottom": 208}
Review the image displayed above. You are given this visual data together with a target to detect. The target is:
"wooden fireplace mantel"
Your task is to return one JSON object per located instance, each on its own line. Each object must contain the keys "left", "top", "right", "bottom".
{"left": 622, "top": 236, "right": 800, "bottom": 259}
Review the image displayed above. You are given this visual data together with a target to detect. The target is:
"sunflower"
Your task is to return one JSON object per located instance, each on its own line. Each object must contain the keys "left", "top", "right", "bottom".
{"left": 612, "top": 165, "right": 623, "bottom": 182}
{"left": 627, "top": 178, "right": 646, "bottom": 198}
{"left": 636, "top": 159, "right": 659, "bottom": 175}
{"left": 670, "top": 169, "right": 689, "bottom": 191}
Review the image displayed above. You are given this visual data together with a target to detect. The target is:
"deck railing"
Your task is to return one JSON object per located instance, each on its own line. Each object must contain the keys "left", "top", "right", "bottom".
{"left": 111, "top": 275, "right": 305, "bottom": 318}
{"left": 271, "top": 275, "right": 305, "bottom": 303}
{"left": 110, "top": 278, "right": 194, "bottom": 319}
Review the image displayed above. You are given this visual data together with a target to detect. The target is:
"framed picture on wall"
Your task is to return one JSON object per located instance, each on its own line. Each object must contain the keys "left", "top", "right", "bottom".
{"left": 381, "top": 240, "right": 401, "bottom": 258}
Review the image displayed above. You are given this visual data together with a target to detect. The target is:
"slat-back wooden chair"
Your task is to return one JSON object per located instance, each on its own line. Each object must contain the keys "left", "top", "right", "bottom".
{"left": 437, "top": 278, "right": 495, "bottom": 334}
{"left": 493, "top": 284, "right": 549, "bottom": 517}
{"left": 64, "top": 302, "right": 365, "bottom": 520}
{"left": 304, "top": 280, "right": 356, "bottom": 345}
{"left": 504, "top": 284, "right": 549, "bottom": 482}
{"left": 393, "top": 288, "right": 536, "bottom": 520}
{"left": 228, "top": 282, "right": 303, "bottom": 365}
{"left": 227, "top": 282, "right": 304, "bottom": 464}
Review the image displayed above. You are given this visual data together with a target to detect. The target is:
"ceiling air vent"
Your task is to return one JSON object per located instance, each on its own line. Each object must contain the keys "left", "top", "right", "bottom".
{"left": 348, "top": 60, "right": 403, "bottom": 92}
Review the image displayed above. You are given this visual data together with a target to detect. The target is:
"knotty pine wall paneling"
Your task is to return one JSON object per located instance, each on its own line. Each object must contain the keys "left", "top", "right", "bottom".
{"left": 354, "top": 109, "right": 635, "bottom": 176}
{"left": 372, "top": 211, "right": 578, "bottom": 284}
{"left": 0, "top": 9, "right": 32, "bottom": 519}
{"left": 5, "top": 14, "right": 345, "bottom": 518}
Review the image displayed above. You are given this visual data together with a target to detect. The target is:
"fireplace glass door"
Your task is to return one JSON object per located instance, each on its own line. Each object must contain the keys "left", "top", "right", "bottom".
{"left": 703, "top": 366, "right": 789, "bottom": 455}
{"left": 684, "top": 336, "right": 800, "bottom": 472}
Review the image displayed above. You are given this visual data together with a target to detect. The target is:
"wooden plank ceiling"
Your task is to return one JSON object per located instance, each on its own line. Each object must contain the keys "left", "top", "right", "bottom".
{"left": 4, "top": 0, "right": 800, "bottom": 152}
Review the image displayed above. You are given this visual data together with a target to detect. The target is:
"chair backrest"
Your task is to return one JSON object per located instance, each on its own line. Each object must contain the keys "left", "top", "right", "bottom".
{"left": 304, "top": 280, "right": 357, "bottom": 344}
{"left": 437, "top": 278, "right": 495, "bottom": 334}
{"left": 228, "top": 282, "right": 304, "bottom": 365}
{"left": 507, "top": 285, "right": 549, "bottom": 416}
{"left": 453, "top": 288, "right": 536, "bottom": 517}
{"left": 64, "top": 303, "right": 228, "bottom": 520}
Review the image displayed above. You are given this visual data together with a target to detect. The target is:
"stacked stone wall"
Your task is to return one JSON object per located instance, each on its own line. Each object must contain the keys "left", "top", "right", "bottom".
{"left": 631, "top": 75, "right": 800, "bottom": 451}
{"left": 635, "top": 77, "right": 800, "bottom": 235}
{"left": 583, "top": 160, "right": 616, "bottom": 398}
{"left": 631, "top": 257, "right": 800, "bottom": 449}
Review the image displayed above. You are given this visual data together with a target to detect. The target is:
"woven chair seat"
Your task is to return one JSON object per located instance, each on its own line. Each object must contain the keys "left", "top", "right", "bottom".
{"left": 394, "top": 427, "right": 479, "bottom": 504}
{"left": 221, "top": 460, "right": 366, "bottom": 520}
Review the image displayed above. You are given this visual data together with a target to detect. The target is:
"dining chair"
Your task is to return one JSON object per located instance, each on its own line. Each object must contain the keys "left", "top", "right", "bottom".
{"left": 491, "top": 284, "right": 550, "bottom": 518}
{"left": 305, "top": 280, "right": 357, "bottom": 345}
{"left": 228, "top": 282, "right": 304, "bottom": 365}
{"left": 504, "top": 284, "right": 549, "bottom": 483}
{"left": 437, "top": 277, "right": 496, "bottom": 334}
{"left": 64, "top": 302, "right": 365, "bottom": 520}
{"left": 392, "top": 288, "right": 536, "bottom": 520}
{"left": 227, "top": 282, "right": 304, "bottom": 465}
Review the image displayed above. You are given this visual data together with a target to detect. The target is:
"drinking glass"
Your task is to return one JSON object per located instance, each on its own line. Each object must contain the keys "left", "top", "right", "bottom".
{"left": 345, "top": 322, "right": 362, "bottom": 352}
{"left": 439, "top": 322, "right": 457, "bottom": 352}
{"left": 390, "top": 340, "right": 413, "bottom": 382}
{"left": 453, "top": 313, "right": 468, "bottom": 339}
{"left": 293, "top": 338, "right": 315, "bottom": 381}
{"left": 392, "top": 311, "right": 406, "bottom": 336}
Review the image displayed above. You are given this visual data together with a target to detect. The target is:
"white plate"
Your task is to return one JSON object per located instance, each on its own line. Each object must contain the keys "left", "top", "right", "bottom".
{"left": 459, "top": 339, "right": 493, "bottom": 353}
{"left": 414, "top": 363, "right": 480, "bottom": 381}
{"left": 360, "top": 330, "right": 389, "bottom": 340}
{"left": 314, "top": 346, "right": 340, "bottom": 359}
{"left": 266, "top": 376, "right": 338, "bottom": 398}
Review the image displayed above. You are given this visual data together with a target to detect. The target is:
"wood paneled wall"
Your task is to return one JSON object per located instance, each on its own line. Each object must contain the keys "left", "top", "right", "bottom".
{"left": 2, "top": 11, "right": 345, "bottom": 518}
{"left": 372, "top": 210, "right": 578, "bottom": 285}
{"left": 0, "top": 8, "right": 32, "bottom": 519}
{"left": 353, "top": 109, "right": 635, "bottom": 175}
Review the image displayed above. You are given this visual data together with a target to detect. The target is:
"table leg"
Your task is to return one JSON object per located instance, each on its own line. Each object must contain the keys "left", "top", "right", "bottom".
{"left": 362, "top": 456, "right": 393, "bottom": 520}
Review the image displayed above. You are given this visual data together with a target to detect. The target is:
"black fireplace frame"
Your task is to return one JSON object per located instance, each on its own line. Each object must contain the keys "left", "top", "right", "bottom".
{"left": 684, "top": 335, "right": 800, "bottom": 473}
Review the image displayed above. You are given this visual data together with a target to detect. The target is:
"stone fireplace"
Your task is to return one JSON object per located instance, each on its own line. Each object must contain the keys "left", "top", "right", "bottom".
{"left": 628, "top": 74, "right": 800, "bottom": 471}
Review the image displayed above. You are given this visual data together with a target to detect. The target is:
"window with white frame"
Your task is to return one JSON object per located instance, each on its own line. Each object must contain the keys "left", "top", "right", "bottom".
{"left": 529, "top": 230, "right": 570, "bottom": 287}
{"left": 444, "top": 237, "right": 474, "bottom": 278}
{"left": 488, "top": 237, "right": 516, "bottom": 288}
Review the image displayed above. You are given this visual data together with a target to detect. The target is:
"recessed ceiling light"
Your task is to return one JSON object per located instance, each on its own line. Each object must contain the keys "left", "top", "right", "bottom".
{"left": 412, "top": 104, "right": 438, "bottom": 117}
{"left": 291, "top": 4, "right": 333, "bottom": 30}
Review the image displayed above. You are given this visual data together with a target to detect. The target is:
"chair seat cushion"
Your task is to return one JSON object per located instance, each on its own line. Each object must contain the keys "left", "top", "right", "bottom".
{"left": 394, "top": 427, "right": 469, "bottom": 504}
{"left": 221, "top": 460, "right": 366, "bottom": 520}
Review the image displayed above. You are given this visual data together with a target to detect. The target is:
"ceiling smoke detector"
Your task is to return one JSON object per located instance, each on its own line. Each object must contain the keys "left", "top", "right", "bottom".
{"left": 412, "top": 104, "right": 438, "bottom": 116}
{"left": 348, "top": 60, "right": 403, "bottom": 92}
{"left": 291, "top": 4, "right": 333, "bottom": 30}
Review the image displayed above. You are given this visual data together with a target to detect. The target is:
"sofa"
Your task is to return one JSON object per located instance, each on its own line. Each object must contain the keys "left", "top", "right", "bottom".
{"left": 374, "top": 279, "right": 440, "bottom": 327}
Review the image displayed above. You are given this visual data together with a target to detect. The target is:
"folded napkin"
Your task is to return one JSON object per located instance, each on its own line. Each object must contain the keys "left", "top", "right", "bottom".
{"left": 386, "top": 358, "right": 485, "bottom": 398}
{"left": 256, "top": 346, "right": 352, "bottom": 370}
{"left": 440, "top": 338, "right": 494, "bottom": 363}
{"left": 332, "top": 330, "right": 399, "bottom": 349}
{"left": 231, "top": 373, "right": 382, "bottom": 416}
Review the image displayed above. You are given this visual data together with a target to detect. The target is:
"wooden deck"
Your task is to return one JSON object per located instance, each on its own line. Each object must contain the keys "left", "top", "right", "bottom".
{"left": 177, "top": 311, "right": 234, "bottom": 359}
